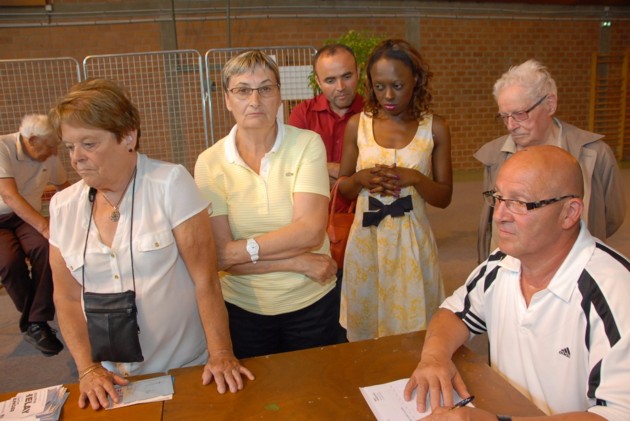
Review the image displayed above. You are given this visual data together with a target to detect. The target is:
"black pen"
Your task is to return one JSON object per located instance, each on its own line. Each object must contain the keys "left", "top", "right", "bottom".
{"left": 451, "top": 395, "right": 475, "bottom": 409}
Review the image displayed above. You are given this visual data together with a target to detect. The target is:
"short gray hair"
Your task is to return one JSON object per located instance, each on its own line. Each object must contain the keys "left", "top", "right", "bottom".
{"left": 221, "top": 50, "right": 280, "bottom": 90}
{"left": 19, "top": 114, "right": 55, "bottom": 140}
{"left": 493, "top": 59, "right": 557, "bottom": 102}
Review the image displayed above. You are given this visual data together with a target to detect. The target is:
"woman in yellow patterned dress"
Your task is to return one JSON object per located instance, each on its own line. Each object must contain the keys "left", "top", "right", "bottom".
{"left": 338, "top": 39, "right": 452, "bottom": 341}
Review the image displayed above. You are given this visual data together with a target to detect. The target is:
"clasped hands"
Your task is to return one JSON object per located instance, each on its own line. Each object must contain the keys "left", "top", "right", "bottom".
{"left": 357, "top": 164, "right": 415, "bottom": 197}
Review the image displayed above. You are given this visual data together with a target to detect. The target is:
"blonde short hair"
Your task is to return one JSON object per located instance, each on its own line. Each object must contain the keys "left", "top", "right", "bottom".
{"left": 221, "top": 50, "right": 280, "bottom": 90}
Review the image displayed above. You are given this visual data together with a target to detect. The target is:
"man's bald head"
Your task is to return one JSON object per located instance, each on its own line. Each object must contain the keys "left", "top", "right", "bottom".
{"left": 499, "top": 145, "right": 584, "bottom": 200}
{"left": 493, "top": 145, "right": 585, "bottom": 263}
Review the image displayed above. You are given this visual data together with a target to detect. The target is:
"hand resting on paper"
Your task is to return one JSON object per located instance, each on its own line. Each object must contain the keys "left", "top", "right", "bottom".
{"left": 79, "top": 365, "right": 129, "bottom": 409}
{"left": 404, "top": 352, "right": 470, "bottom": 413}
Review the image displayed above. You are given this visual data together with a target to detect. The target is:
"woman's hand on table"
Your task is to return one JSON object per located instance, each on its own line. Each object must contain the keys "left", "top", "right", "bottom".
{"left": 78, "top": 365, "right": 128, "bottom": 409}
{"left": 203, "top": 352, "right": 255, "bottom": 393}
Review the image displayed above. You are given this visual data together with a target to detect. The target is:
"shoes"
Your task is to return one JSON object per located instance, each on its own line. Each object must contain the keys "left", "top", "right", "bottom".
{"left": 23, "top": 323, "right": 64, "bottom": 356}
{"left": 19, "top": 315, "right": 29, "bottom": 334}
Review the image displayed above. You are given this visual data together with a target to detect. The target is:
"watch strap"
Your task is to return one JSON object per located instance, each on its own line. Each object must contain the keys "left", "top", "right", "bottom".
{"left": 246, "top": 238, "right": 259, "bottom": 263}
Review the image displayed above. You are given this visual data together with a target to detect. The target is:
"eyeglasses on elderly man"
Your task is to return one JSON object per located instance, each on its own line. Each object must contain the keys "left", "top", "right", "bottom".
{"left": 495, "top": 95, "right": 548, "bottom": 125}
{"left": 482, "top": 190, "right": 579, "bottom": 215}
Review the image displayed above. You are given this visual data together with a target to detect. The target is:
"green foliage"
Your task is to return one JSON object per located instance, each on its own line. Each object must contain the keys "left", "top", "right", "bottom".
{"left": 308, "top": 30, "right": 387, "bottom": 97}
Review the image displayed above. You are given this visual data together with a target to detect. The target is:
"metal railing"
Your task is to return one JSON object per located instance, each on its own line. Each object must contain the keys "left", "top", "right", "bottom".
{"left": 84, "top": 50, "right": 209, "bottom": 173}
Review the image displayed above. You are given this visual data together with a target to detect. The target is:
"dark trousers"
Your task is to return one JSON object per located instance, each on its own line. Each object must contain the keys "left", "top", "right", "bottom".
{"left": 226, "top": 286, "right": 343, "bottom": 359}
{"left": 0, "top": 213, "right": 55, "bottom": 332}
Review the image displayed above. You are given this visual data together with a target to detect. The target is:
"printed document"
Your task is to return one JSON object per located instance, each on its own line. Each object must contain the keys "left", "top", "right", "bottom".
{"left": 0, "top": 384, "right": 68, "bottom": 421}
{"left": 360, "top": 378, "right": 463, "bottom": 421}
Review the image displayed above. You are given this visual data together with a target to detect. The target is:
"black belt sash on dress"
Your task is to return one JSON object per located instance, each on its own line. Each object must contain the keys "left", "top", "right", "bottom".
{"left": 362, "top": 195, "right": 413, "bottom": 227}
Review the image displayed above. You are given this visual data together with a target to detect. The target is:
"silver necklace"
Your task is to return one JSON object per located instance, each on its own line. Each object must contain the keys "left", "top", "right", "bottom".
{"left": 101, "top": 167, "right": 137, "bottom": 222}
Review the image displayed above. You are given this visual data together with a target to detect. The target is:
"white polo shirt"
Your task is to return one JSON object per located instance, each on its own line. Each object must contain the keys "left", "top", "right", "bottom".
{"left": 0, "top": 132, "right": 67, "bottom": 215}
{"left": 442, "top": 223, "right": 630, "bottom": 420}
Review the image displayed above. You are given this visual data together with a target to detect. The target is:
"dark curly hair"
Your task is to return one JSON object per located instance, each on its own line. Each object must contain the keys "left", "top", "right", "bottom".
{"left": 364, "top": 39, "right": 433, "bottom": 121}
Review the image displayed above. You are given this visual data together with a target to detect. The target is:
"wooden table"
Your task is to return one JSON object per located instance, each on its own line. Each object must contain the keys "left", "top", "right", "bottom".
{"left": 163, "top": 331, "right": 544, "bottom": 420}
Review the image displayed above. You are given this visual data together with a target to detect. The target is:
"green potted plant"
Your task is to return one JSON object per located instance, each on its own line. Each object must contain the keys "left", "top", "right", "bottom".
{"left": 308, "top": 30, "right": 386, "bottom": 97}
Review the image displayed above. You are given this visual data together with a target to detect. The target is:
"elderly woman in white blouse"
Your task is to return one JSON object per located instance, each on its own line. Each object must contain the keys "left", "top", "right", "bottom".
{"left": 48, "top": 78, "right": 252, "bottom": 410}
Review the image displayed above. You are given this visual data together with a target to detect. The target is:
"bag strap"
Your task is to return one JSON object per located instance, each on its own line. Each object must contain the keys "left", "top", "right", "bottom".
{"left": 82, "top": 168, "right": 138, "bottom": 294}
{"left": 329, "top": 176, "right": 355, "bottom": 218}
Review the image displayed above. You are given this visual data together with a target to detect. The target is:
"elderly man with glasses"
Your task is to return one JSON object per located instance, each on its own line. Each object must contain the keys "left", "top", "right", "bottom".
{"left": 474, "top": 59, "right": 625, "bottom": 263}
{"left": 405, "top": 145, "right": 630, "bottom": 421}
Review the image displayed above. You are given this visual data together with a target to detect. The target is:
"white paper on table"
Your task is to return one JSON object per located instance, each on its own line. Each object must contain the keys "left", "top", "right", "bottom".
{"left": 360, "top": 378, "right": 468, "bottom": 421}
{"left": 106, "top": 375, "right": 174, "bottom": 410}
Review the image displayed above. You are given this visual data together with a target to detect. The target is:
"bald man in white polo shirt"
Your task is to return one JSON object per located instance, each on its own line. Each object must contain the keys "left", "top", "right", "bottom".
{"left": 404, "top": 145, "right": 630, "bottom": 420}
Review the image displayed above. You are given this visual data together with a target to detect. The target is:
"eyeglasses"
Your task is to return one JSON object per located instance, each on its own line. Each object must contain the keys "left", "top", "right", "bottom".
{"left": 482, "top": 190, "right": 578, "bottom": 215}
{"left": 228, "top": 84, "right": 280, "bottom": 100}
{"left": 495, "top": 95, "right": 548, "bottom": 125}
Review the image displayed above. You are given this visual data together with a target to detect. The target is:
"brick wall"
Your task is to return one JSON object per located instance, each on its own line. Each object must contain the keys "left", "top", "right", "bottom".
{"left": 0, "top": 24, "right": 163, "bottom": 63}
{"left": 1, "top": 5, "right": 628, "bottom": 170}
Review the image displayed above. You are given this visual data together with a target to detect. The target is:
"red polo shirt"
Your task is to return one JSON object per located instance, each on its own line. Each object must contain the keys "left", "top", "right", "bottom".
{"left": 289, "top": 93, "right": 364, "bottom": 163}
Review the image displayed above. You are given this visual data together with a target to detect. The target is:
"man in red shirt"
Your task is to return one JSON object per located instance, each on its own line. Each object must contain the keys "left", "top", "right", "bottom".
{"left": 290, "top": 45, "right": 363, "bottom": 343}
{"left": 289, "top": 44, "right": 364, "bottom": 188}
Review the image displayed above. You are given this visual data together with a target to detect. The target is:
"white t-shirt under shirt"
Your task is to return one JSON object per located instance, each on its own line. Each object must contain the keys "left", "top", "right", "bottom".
{"left": 49, "top": 153, "right": 209, "bottom": 376}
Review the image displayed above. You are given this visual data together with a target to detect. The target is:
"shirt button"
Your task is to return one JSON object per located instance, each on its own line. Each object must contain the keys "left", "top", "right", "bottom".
{"left": 154, "top": 242, "right": 159, "bottom": 247}
{"left": 110, "top": 253, "right": 115, "bottom": 258}
{"left": 114, "top": 275, "right": 119, "bottom": 280}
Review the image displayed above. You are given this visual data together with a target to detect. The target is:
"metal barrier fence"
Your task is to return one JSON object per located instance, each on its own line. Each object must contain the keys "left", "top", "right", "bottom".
{"left": 1, "top": 46, "right": 316, "bottom": 177}
{"left": 0, "top": 57, "right": 81, "bottom": 135}
{"left": 84, "top": 50, "right": 208, "bottom": 173}
{"left": 205, "top": 46, "right": 317, "bottom": 143}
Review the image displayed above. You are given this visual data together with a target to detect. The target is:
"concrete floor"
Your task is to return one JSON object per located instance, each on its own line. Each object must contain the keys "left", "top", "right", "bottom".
{"left": 1, "top": 168, "right": 629, "bottom": 395}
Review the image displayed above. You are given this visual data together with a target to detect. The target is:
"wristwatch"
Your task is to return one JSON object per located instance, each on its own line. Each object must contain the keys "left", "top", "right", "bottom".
{"left": 246, "top": 238, "right": 259, "bottom": 264}
{"left": 497, "top": 416, "right": 512, "bottom": 421}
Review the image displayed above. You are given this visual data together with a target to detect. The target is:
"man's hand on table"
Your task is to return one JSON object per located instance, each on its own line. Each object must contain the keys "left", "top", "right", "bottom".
{"left": 404, "top": 353, "right": 470, "bottom": 412}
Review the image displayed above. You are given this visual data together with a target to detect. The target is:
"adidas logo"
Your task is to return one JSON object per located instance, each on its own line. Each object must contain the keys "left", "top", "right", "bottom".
{"left": 559, "top": 347, "right": 571, "bottom": 358}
